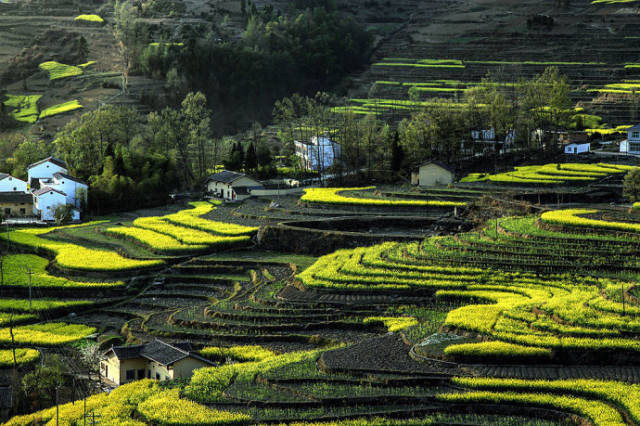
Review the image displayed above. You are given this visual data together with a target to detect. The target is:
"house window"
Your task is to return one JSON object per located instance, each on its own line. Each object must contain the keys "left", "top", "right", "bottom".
{"left": 13, "top": 187, "right": 16, "bottom": 191}
{"left": 4, "top": 208, "right": 10, "bottom": 215}
{"left": 126, "top": 369, "right": 135, "bottom": 380}
{"left": 20, "top": 208, "right": 25, "bottom": 215}
{"left": 632, "top": 132, "right": 640, "bottom": 139}
{"left": 630, "top": 142, "right": 640, "bottom": 152}
{"left": 137, "top": 369, "right": 145, "bottom": 379}
{"left": 156, "top": 373, "right": 160, "bottom": 380}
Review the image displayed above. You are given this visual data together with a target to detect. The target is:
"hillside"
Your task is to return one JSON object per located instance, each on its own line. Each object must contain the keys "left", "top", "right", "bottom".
{"left": 347, "top": 0, "right": 640, "bottom": 127}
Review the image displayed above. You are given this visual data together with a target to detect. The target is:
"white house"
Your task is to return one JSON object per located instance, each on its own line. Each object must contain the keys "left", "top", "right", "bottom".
{"left": 620, "top": 124, "right": 640, "bottom": 155}
{"left": 294, "top": 136, "right": 341, "bottom": 171}
{"left": 27, "top": 157, "right": 67, "bottom": 189}
{"left": 564, "top": 142, "right": 590, "bottom": 155}
{"left": 32, "top": 187, "right": 68, "bottom": 221}
{"left": 206, "top": 170, "right": 264, "bottom": 201}
{"left": 0, "top": 173, "right": 27, "bottom": 193}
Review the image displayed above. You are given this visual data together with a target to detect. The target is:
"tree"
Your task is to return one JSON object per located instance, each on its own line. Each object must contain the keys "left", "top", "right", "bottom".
{"left": 624, "top": 169, "right": 640, "bottom": 202}
{"left": 390, "top": 130, "right": 403, "bottom": 172}
{"left": 78, "top": 342, "right": 102, "bottom": 384}
{"left": 181, "top": 91, "right": 212, "bottom": 180}
{"left": 6, "top": 140, "right": 50, "bottom": 180}
{"left": 54, "top": 204, "right": 74, "bottom": 225}
{"left": 114, "top": 0, "right": 149, "bottom": 88}
{"left": 256, "top": 143, "right": 272, "bottom": 167}
{"left": 22, "top": 355, "right": 65, "bottom": 410}
{"left": 244, "top": 142, "right": 258, "bottom": 171}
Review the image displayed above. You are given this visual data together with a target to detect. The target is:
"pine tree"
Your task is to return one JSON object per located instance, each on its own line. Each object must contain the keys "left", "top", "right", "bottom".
{"left": 245, "top": 142, "right": 258, "bottom": 171}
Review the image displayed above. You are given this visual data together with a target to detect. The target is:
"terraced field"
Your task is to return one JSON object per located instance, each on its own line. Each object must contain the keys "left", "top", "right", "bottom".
{"left": 6, "top": 193, "right": 640, "bottom": 424}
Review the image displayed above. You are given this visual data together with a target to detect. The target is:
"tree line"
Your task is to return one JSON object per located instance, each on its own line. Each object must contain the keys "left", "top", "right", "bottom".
{"left": 114, "top": 0, "right": 372, "bottom": 133}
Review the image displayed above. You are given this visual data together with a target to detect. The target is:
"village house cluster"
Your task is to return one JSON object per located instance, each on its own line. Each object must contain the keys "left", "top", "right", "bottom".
{"left": 0, "top": 157, "right": 87, "bottom": 221}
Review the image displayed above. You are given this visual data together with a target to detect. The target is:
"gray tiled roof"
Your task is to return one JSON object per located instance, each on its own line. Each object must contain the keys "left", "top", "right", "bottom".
{"left": 27, "top": 157, "right": 67, "bottom": 170}
{"left": 32, "top": 186, "right": 66, "bottom": 197}
{"left": 0, "top": 191, "right": 32, "bottom": 203}
{"left": 207, "top": 170, "right": 246, "bottom": 184}
{"left": 53, "top": 172, "right": 87, "bottom": 185}
{"left": 106, "top": 339, "right": 213, "bottom": 367}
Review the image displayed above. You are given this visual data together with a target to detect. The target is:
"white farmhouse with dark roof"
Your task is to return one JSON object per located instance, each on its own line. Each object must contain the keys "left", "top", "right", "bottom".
{"left": 26, "top": 157, "right": 68, "bottom": 189}
{"left": 0, "top": 173, "right": 27, "bottom": 193}
{"left": 620, "top": 124, "right": 640, "bottom": 155}
{"left": 206, "top": 170, "right": 263, "bottom": 201}
{"left": 32, "top": 187, "right": 68, "bottom": 221}
{"left": 100, "top": 339, "right": 216, "bottom": 385}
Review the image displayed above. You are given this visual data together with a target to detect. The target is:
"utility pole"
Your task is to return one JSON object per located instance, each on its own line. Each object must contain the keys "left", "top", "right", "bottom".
{"left": 56, "top": 386, "right": 60, "bottom": 426}
{"left": 26, "top": 268, "right": 33, "bottom": 310}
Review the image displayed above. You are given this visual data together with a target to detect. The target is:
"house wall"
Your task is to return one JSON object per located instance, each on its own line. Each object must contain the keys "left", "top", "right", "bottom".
{"left": 171, "top": 357, "right": 211, "bottom": 379}
{"left": 148, "top": 360, "right": 173, "bottom": 381}
{"left": 564, "top": 144, "right": 590, "bottom": 154}
{"left": 51, "top": 179, "right": 88, "bottom": 207}
{"left": 100, "top": 355, "right": 148, "bottom": 385}
{"left": 0, "top": 176, "right": 27, "bottom": 193}
{"left": 418, "top": 164, "right": 453, "bottom": 187}
{"left": 0, "top": 200, "right": 33, "bottom": 217}
{"left": 27, "top": 162, "right": 67, "bottom": 183}
{"left": 33, "top": 191, "right": 66, "bottom": 221}
{"left": 627, "top": 130, "right": 640, "bottom": 154}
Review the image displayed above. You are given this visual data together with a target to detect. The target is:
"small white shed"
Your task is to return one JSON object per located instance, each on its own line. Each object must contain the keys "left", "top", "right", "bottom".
{"left": 564, "top": 143, "right": 590, "bottom": 155}
{"left": 415, "top": 161, "right": 455, "bottom": 187}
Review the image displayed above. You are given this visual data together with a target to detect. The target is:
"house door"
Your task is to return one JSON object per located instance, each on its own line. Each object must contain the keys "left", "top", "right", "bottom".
{"left": 574, "top": 147, "right": 577, "bottom": 154}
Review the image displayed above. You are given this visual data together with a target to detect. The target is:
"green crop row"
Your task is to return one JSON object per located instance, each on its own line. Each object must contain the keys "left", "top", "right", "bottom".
{"left": 38, "top": 61, "right": 83, "bottom": 80}
{"left": 0, "top": 298, "right": 92, "bottom": 312}
{"left": 0, "top": 322, "right": 96, "bottom": 346}
{"left": 0, "top": 348, "right": 40, "bottom": 367}
{"left": 540, "top": 208, "right": 640, "bottom": 233}
{"left": 3, "top": 94, "right": 41, "bottom": 123}
{"left": 199, "top": 345, "right": 278, "bottom": 363}
{"left": 39, "top": 100, "right": 83, "bottom": 119}
{"left": 105, "top": 226, "right": 207, "bottom": 253}
{"left": 461, "top": 163, "right": 630, "bottom": 184}
{"left": 74, "top": 14, "right": 104, "bottom": 23}
{"left": 452, "top": 377, "right": 640, "bottom": 424}
{"left": 164, "top": 202, "right": 257, "bottom": 235}
{"left": 437, "top": 390, "right": 624, "bottom": 425}
{"left": 301, "top": 187, "right": 465, "bottom": 207}
{"left": 1, "top": 225, "right": 163, "bottom": 272}
{"left": 444, "top": 341, "right": 552, "bottom": 362}
{"left": 363, "top": 316, "right": 417, "bottom": 332}
{"left": 6, "top": 378, "right": 247, "bottom": 426}
{"left": 0, "top": 254, "right": 123, "bottom": 288}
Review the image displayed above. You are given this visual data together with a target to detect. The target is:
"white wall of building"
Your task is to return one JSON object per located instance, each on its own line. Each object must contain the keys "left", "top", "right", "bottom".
{"left": 0, "top": 176, "right": 27, "bottom": 193}
{"left": 564, "top": 143, "right": 590, "bottom": 154}
{"left": 294, "top": 137, "right": 341, "bottom": 171}
{"left": 51, "top": 176, "right": 88, "bottom": 208}
{"left": 33, "top": 190, "right": 67, "bottom": 221}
